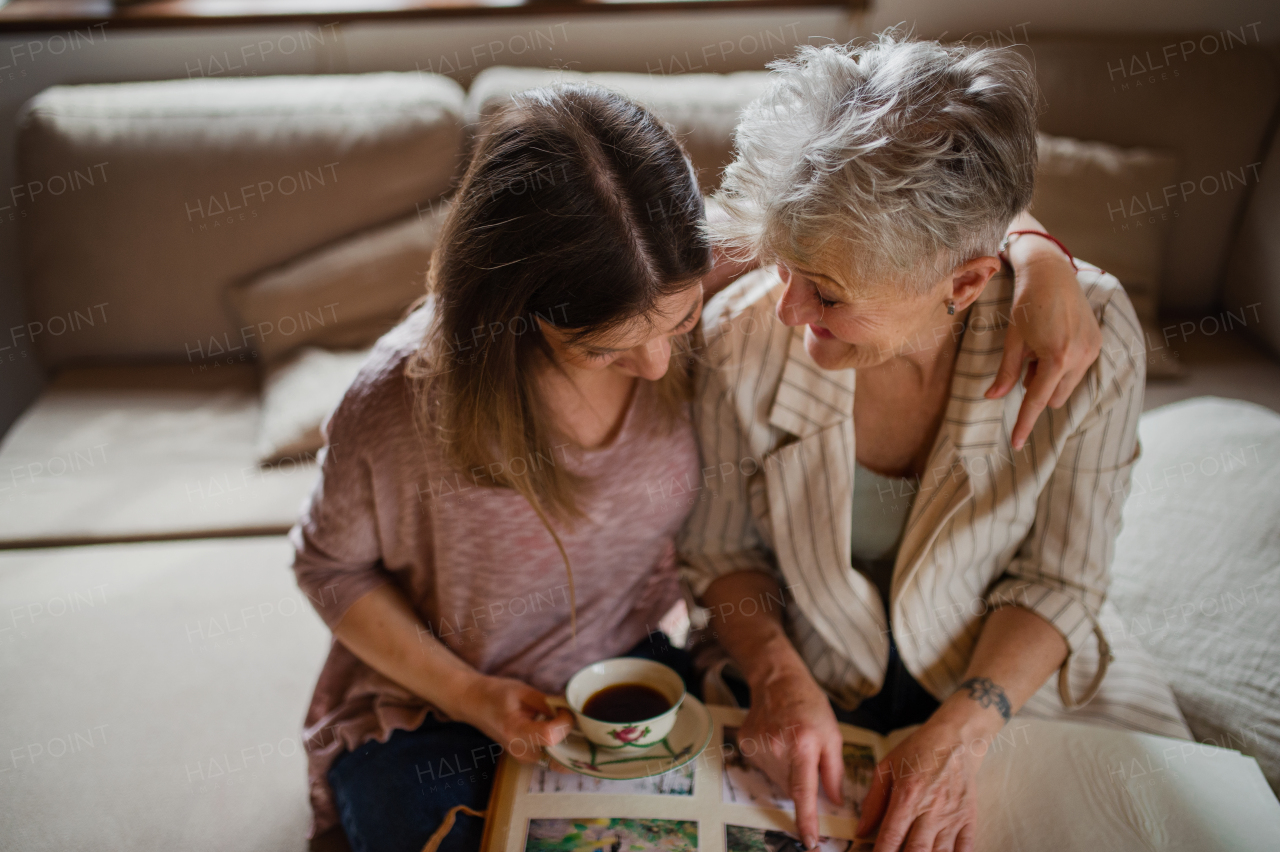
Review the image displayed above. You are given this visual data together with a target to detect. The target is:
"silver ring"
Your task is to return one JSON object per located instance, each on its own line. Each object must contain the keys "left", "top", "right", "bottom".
{"left": 537, "top": 755, "right": 550, "bottom": 768}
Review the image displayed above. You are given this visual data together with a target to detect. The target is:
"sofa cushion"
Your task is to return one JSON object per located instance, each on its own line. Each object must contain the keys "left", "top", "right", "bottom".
{"left": 465, "top": 66, "right": 771, "bottom": 193}
{"left": 258, "top": 347, "right": 371, "bottom": 465}
{"left": 1032, "top": 132, "right": 1183, "bottom": 377}
{"left": 0, "top": 536, "right": 327, "bottom": 851}
{"left": 1223, "top": 119, "right": 1280, "bottom": 359}
{"left": 17, "top": 72, "right": 465, "bottom": 368}
{"left": 1109, "top": 396, "right": 1280, "bottom": 794}
{"left": 1018, "top": 36, "right": 1279, "bottom": 313}
{"left": 0, "top": 365, "right": 318, "bottom": 548}
{"left": 228, "top": 203, "right": 448, "bottom": 363}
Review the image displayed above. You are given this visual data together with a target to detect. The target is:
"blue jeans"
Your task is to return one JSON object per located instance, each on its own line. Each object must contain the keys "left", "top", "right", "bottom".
{"left": 328, "top": 632, "right": 696, "bottom": 852}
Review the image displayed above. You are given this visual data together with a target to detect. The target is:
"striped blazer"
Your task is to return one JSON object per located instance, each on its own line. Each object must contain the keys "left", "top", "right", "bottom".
{"left": 680, "top": 262, "right": 1153, "bottom": 717}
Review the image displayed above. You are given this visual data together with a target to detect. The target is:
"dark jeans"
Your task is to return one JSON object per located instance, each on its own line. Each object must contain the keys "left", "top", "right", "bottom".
{"left": 724, "top": 633, "right": 939, "bottom": 736}
{"left": 327, "top": 632, "right": 696, "bottom": 852}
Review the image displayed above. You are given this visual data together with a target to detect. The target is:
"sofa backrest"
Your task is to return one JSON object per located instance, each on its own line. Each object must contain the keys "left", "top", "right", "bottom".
{"left": 18, "top": 36, "right": 1277, "bottom": 369}
{"left": 18, "top": 72, "right": 465, "bottom": 369}
{"left": 1224, "top": 123, "right": 1280, "bottom": 357}
{"left": 1016, "top": 35, "right": 1278, "bottom": 314}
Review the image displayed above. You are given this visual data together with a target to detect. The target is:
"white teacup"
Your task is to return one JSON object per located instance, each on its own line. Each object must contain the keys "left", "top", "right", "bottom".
{"left": 562, "top": 658, "right": 686, "bottom": 752}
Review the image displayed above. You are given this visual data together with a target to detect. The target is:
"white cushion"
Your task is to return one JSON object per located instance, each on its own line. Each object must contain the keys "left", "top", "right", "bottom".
{"left": 258, "top": 347, "right": 371, "bottom": 465}
{"left": 1109, "top": 396, "right": 1280, "bottom": 794}
{"left": 0, "top": 365, "right": 317, "bottom": 547}
{"left": 0, "top": 536, "right": 328, "bottom": 851}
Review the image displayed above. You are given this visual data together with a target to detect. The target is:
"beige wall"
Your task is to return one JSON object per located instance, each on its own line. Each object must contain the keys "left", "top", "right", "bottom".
{"left": 0, "top": 0, "right": 1273, "bottom": 435}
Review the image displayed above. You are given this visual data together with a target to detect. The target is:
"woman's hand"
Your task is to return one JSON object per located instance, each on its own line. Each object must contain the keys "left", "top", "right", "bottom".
{"left": 856, "top": 712, "right": 986, "bottom": 852}
{"left": 442, "top": 672, "right": 575, "bottom": 765}
{"left": 858, "top": 607, "right": 1069, "bottom": 851}
{"left": 333, "top": 586, "right": 574, "bottom": 764}
{"left": 740, "top": 658, "right": 847, "bottom": 850}
{"left": 990, "top": 214, "right": 1102, "bottom": 450}
{"left": 700, "top": 571, "right": 849, "bottom": 847}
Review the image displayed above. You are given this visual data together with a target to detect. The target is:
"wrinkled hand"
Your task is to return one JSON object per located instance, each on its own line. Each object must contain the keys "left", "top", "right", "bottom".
{"left": 987, "top": 256, "right": 1102, "bottom": 450}
{"left": 448, "top": 673, "right": 574, "bottom": 765}
{"left": 856, "top": 719, "right": 983, "bottom": 852}
{"left": 739, "top": 664, "right": 846, "bottom": 849}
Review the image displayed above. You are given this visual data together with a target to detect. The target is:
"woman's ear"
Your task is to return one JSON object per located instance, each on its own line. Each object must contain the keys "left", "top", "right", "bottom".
{"left": 949, "top": 256, "right": 1002, "bottom": 311}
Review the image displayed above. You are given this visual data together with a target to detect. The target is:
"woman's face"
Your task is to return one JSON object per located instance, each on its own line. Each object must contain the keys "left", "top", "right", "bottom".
{"left": 774, "top": 242, "right": 990, "bottom": 372}
{"left": 540, "top": 284, "right": 703, "bottom": 382}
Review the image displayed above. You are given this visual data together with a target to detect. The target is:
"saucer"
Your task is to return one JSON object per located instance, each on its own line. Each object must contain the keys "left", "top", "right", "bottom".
{"left": 544, "top": 694, "right": 713, "bottom": 780}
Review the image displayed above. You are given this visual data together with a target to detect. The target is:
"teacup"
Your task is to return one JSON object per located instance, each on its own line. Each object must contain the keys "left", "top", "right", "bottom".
{"left": 562, "top": 657, "right": 686, "bottom": 752}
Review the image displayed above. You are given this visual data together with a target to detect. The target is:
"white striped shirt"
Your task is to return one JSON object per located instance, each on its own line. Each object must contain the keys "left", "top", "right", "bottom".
{"left": 680, "top": 262, "right": 1190, "bottom": 737}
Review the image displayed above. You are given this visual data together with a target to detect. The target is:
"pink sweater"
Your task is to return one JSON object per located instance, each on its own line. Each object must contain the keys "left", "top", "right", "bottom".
{"left": 290, "top": 307, "right": 698, "bottom": 835}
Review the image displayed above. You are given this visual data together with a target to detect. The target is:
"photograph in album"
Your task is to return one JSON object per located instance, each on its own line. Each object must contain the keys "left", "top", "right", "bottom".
{"left": 725, "top": 824, "right": 873, "bottom": 852}
{"left": 524, "top": 818, "right": 697, "bottom": 852}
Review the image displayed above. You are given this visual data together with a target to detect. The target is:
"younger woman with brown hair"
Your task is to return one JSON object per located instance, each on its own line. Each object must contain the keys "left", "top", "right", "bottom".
{"left": 293, "top": 84, "right": 710, "bottom": 852}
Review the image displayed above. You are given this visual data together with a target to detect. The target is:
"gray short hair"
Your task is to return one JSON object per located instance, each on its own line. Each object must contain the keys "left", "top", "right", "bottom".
{"left": 711, "top": 32, "right": 1039, "bottom": 291}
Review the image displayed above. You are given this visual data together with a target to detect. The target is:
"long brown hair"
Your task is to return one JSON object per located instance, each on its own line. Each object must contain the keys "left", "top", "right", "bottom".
{"left": 407, "top": 85, "right": 710, "bottom": 629}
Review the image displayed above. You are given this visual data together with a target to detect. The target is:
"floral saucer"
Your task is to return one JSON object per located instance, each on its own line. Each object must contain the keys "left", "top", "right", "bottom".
{"left": 544, "top": 695, "right": 713, "bottom": 780}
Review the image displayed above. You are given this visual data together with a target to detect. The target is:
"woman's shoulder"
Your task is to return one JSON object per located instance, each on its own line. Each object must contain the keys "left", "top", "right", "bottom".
{"left": 322, "top": 303, "right": 433, "bottom": 450}
{"left": 700, "top": 266, "right": 793, "bottom": 365}
{"left": 694, "top": 267, "right": 798, "bottom": 434}
{"left": 1078, "top": 261, "right": 1136, "bottom": 322}
{"left": 703, "top": 266, "right": 785, "bottom": 332}
{"left": 1076, "top": 262, "right": 1146, "bottom": 392}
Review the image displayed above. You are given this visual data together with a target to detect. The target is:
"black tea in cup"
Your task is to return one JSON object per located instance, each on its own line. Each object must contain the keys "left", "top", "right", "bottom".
{"left": 582, "top": 682, "right": 671, "bottom": 723}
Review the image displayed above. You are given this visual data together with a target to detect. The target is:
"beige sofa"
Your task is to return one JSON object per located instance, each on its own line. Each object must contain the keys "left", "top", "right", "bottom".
{"left": 2, "top": 36, "right": 1279, "bottom": 851}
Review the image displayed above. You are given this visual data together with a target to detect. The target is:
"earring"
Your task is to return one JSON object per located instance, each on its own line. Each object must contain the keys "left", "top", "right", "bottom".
{"left": 946, "top": 301, "right": 956, "bottom": 316}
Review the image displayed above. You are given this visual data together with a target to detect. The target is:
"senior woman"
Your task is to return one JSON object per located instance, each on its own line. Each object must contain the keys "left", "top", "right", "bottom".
{"left": 681, "top": 35, "right": 1191, "bottom": 852}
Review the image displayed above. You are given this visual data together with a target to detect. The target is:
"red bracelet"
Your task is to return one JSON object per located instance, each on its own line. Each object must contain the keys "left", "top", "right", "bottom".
{"left": 1000, "top": 230, "right": 1078, "bottom": 271}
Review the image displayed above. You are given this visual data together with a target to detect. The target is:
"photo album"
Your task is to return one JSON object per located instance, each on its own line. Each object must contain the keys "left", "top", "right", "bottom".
{"left": 481, "top": 703, "right": 1280, "bottom": 852}
{"left": 483, "top": 703, "right": 883, "bottom": 852}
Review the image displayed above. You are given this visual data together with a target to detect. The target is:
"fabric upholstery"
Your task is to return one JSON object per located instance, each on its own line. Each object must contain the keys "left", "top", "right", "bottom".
{"left": 0, "top": 402, "right": 1268, "bottom": 850}
{"left": 258, "top": 347, "right": 371, "bottom": 465}
{"left": 15, "top": 40, "right": 1276, "bottom": 372}
{"left": 229, "top": 204, "right": 448, "bottom": 363}
{"left": 1032, "top": 132, "right": 1183, "bottom": 377}
{"left": 1109, "top": 397, "right": 1280, "bottom": 794}
{"left": 0, "top": 536, "right": 328, "bottom": 851}
{"left": 17, "top": 72, "right": 466, "bottom": 367}
{"left": 465, "top": 66, "right": 771, "bottom": 193}
{"left": 0, "top": 365, "right": 318, "bottom": 547}
{"left": 1016, "top": 36, "right": 1279, "bottom": 312}
{"left": 1223, "top": 124, "right": 1280, "bottom": 358}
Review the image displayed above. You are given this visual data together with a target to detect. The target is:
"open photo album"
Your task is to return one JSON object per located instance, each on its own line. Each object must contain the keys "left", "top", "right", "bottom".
{"left": 482, "top": 705, "right": 1280, "bottom": 852}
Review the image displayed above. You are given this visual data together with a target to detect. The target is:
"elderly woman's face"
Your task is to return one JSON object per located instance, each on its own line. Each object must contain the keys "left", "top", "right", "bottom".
{"left": 775, "top": 243, "right": 960, "bottom": 372}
